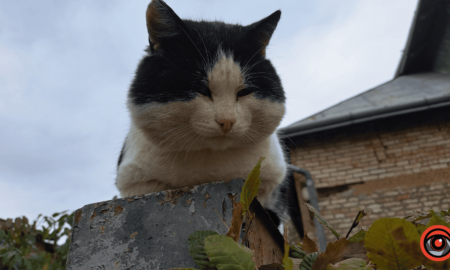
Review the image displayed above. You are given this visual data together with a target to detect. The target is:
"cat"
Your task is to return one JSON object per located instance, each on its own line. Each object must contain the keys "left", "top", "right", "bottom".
{"left": 115, "top": 0, "right": 303, "bottom": 235}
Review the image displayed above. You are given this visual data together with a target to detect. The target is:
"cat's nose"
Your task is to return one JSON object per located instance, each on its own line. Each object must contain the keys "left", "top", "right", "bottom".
{"left": 216, "top": 118, "right": 236, "bottom": 133}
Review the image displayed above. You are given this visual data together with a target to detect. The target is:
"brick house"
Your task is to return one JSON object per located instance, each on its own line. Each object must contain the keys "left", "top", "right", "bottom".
{"left": 280, "top": 0, "right": 450, "bottom": 242}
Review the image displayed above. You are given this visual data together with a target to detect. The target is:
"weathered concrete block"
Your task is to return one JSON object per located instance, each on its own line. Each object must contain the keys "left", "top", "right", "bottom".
{"left": 67, "top": 179, "right": 245, "bottom": 270}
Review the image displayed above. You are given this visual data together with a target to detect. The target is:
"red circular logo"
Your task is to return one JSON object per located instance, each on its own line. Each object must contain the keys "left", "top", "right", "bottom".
{"left": 420, "top": 225, "right": 450, "bottom": 261}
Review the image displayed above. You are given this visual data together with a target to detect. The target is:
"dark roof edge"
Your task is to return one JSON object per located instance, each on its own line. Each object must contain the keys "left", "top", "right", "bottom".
{"left": 278, "top": 94, "right": 450, "bottom": 139}
{"left": 395, "top": 0, "right": 422, "bottom": 77}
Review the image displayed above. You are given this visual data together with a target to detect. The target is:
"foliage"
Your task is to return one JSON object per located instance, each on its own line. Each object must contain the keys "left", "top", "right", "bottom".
{"left": 188, "top": 230, "right": 219, "bottom": 269}
{"left": 204, "top": 235, "right": 255, "bottom": 270}
{"left": 171, "top": 155, "right": 450, "bottom": 270}
{"left": 305, "top": 203, "right": 340, "bottom": 240}
{"left": 0, "top": 211, "right": 74, "bottom": 270}
{"left": 240, "top": 157, "right": 264, "bottom": 218}
{"left": 7, "top": 157, "right": 445, "bottom": 270}
{"left": 282, "top": 243, "right": 294, "bottom": 270}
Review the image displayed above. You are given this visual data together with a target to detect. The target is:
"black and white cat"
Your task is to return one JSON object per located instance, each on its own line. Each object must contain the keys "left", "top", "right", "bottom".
{"left": 116, "top": 0, "right": 302, "bottom": 235}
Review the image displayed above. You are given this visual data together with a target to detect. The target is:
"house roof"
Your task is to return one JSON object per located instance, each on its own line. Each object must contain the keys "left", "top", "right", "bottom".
{"left": 279, "top": 0, "right": 450, "bottom": 139}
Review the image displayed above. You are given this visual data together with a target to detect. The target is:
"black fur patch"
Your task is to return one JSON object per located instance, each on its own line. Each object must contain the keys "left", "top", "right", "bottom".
{"left": 117, "top": 141, "right": 126, "bottom": 168}
{"left": 129, "top": 0, "right": 285, "bottom": 105}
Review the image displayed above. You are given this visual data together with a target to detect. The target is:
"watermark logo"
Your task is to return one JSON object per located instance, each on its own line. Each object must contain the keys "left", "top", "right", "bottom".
{"left": 420, "top": 225, "right": 450, "bottom": 261}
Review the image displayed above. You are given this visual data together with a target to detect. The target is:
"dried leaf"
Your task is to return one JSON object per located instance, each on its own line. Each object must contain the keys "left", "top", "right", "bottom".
{"left": 226, "top": 202, "right": 244, "bottom": 242}
{"left": 326, "top": 258, "right": 371, "bottom": 270}
{"left": 299, "top": 252, "right": 318, "bottom": 270}
{"left": 303, "top": 234, "right": 319, "bottom": 253}
{"left": 241, "top": 157, "right": 265, "bottom": 217}
{"left": 365, "top": 218, "right": 421, "bottom": 270}
{"left": 204, "top": 234, "right": 255, "bottom": 270}
{"left": 188, "top": 230, "right": 218, "bottom": 269}
{"left": 312, "top": 238, "right": 368, "bottom": 270}
{"left": 283, "top": 242, "right": 294, "bottom": 270}
{"left": 305, "top": 203, "right": 340, "bottom": 239}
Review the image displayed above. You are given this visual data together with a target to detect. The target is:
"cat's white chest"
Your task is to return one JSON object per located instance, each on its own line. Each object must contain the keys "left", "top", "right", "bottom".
{"left": 116, "top": 124, "right": 287, "bottom": 205}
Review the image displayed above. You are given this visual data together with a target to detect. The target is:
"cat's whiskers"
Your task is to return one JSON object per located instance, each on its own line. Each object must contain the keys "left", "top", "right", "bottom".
{"left": 249, "top": 125, "right": 301, "bottom": 159}
{"left": 241, "top": 46, "right": 265, "bottom": 74}
{"left": 250, "top": 125, "right": 301, "bottom": 159}
{"left": 238, "top": 134, "right": 251, "bottom": 145}
{"left": 155, "top": 123, "right": 190, "bottom": 140}
{"left": 275, "top": 130, "right": 302, "bottom": 159}
{"left": 179, "top": 27, "right": 208, "bottom": 68}
{"left": 184, "top": 133, "right": 202, "bottom": 161}
{"left": 242, "top": 133, "right": 266, "bottom": 154}
{"left": 246, "top": 130, "right": 266, "bottom": 144}
{"left": 193, "top": 28, "right": 211, "bottom": 65}
{"left": 247, "top": 129, "right": 267, "bottom": 140}
{"left": 132, "top": 124, "right": 192, "bottom": 183}
{"left": 170, "top": 131, "right": 198, "bottom": 173}
{"left": 242, "top": 58, "right": 266, "bottom": 74}
{"left": 142, "top": 127, "right": 195, "bottom": 181}
{"left": 250, "top": 123, "right": 272, "bottom": 130}
{"left": 246, "top": 75, "right": 278, "bottom": 85}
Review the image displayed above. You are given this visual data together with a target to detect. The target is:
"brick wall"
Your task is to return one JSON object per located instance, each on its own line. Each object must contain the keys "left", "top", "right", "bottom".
{"left": 289, "top": 109, "right": 450, "bottom": 188}
{"left": 285, "top": 107, "right": 450, "bottom": 243}
{"left": 318, "top": 174, "right": 450, "bottom": 242}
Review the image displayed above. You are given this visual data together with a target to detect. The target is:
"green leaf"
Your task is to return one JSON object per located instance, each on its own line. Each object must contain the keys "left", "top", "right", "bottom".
{"left": 305, "top": 203, "right": 340, "bottom": 239}
{"left": 348, "top": 229, "right": 365, "bottom": 243}
{"left": 204, "top": 235, "right": 255, "bottom": 270}
{"left": 365, "top": 218, "right": 421, "bottom": 270}
{"left": 289, "top": 244, "right": 307, "bottom": 259}
{"left": 299, "top": 252, "right": 318, "bottom": 270}
{"left": 188, "top": 230, "right": 218, "bottom": 269}
{"left": 283, "top": 243, "right": 293, "bottom": 270}
{"left": 426, "top": 210, "right": 450, "bottom": 228}
{"left": 241, "top": 157, "right": 265, "bottom": 217}
{"left": 326, "top": 258, "right": 371, "bottom": 270}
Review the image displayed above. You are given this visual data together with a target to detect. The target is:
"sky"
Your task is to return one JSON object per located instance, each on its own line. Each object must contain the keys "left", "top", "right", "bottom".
{"left": 0, "top": 0, "right": 418, "bottom": 221}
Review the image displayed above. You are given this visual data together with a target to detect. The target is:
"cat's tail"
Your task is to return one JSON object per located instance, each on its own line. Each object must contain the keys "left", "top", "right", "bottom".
{"left": 284, "top": 164, "right": 306, "bottom": 239}
{"left": 265, "top": 164, "right": 305, "bottom": 239}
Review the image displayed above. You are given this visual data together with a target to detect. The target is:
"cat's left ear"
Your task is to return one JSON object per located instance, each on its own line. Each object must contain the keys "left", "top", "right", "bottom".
{"left": 246, "top": 10, "right": 281, "bottom": 56}
{"left": 146, "top": 0, "right": 185, "bottom": 51}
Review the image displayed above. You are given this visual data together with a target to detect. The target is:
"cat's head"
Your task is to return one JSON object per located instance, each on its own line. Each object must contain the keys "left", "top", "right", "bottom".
{"left": 128, "top": 0, "right": 285, "bottom": 151}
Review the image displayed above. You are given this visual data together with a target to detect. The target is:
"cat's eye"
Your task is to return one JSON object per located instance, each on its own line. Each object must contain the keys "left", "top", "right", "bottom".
{"left": 197, "top": 85, "right": 212, "bottom": 98}
{"left": 236, "top": 88, "right": 254, "bottom": 98}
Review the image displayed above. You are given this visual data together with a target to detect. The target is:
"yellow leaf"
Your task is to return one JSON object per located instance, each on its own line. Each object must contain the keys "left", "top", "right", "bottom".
{"left": 365, "top": 218, "right": 422, "bottom": 270}
{"left": 283, "top": 242, "right": 294, "bottom": 270}
{"left": 240, "top": 157, "right": 265, "bottom": 217}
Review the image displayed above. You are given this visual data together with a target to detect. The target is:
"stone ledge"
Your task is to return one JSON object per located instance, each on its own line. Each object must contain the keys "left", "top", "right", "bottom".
{"left": 67, "top": 179, "right": 245, "bottom": 270}
{"left": 66, "top": 179, "right": 285, "bottom": 269}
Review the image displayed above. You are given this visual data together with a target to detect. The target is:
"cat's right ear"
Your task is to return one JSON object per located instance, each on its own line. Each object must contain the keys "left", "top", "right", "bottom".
{"left": 246, "top": 10, "right": 281, "bottom": 57}
{"left": 146, "top": 0, "right": 185, "bottom": 52}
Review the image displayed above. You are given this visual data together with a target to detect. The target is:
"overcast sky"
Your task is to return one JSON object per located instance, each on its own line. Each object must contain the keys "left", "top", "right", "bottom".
{"left": 0, "top": 0, "right": 417, "bottom": 220}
